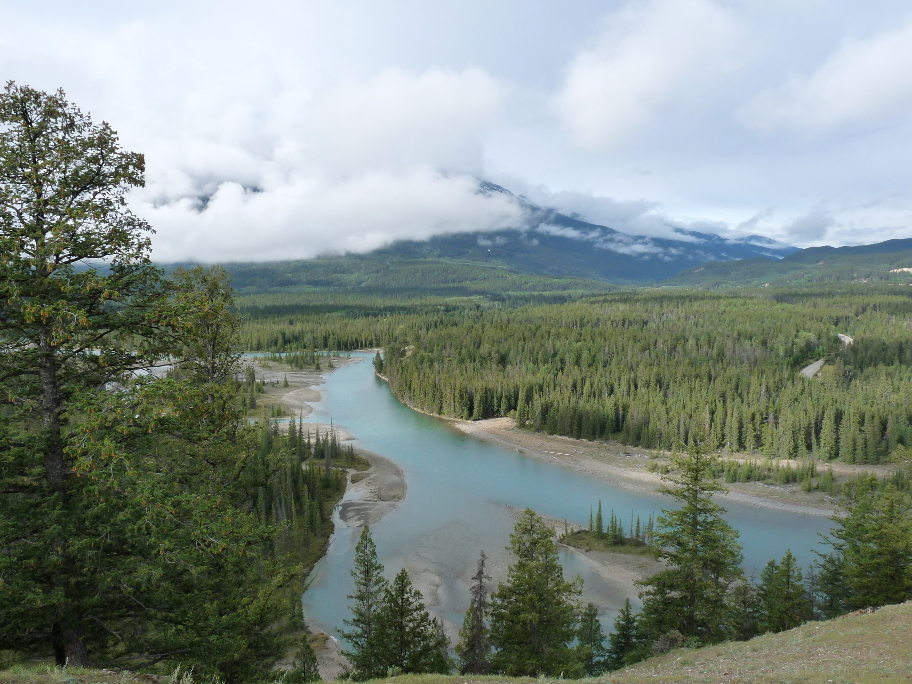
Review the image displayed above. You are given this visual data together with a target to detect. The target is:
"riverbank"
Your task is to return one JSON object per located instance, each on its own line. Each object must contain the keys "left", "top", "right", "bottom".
{"left": 246, "top": 355, "right": 409, "bottom": 680}
{"left": 454, "top": 417, "right": 842, "bottom": 517}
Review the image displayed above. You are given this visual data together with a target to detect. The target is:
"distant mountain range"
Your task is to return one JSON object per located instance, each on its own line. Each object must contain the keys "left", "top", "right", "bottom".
{"left": 364, "top": 181, "right": 797, "bottom": 283}
{"left": 194, "top": 181, "right": 911, "bottom": 293}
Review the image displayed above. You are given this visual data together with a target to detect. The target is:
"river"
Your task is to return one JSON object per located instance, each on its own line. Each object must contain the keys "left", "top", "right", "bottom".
{"left": 300, "top": 352, "right": 833, "bottom": 638}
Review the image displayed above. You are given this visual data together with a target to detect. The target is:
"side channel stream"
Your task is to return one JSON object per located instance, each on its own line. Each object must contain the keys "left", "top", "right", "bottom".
{"left": 300, "top": 352, "right": 832, "bottom": 641}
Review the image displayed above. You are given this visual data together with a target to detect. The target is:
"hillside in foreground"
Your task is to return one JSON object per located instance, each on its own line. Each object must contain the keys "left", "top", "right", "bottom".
{"left": 4, "top": 601, "right": 910, "bottom": 684}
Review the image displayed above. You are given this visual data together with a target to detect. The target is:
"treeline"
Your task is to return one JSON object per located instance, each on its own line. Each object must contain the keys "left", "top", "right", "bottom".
{"left": 338, "top": 448, "right": 912, "bottom": 678}
{"left": 376, "top": 288, "right": 912, "bottom": 463}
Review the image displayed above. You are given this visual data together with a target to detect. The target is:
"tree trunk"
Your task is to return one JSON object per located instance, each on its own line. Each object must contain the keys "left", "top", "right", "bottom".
{"left": 61, "top": 621, "right": 90, "bottom": 667}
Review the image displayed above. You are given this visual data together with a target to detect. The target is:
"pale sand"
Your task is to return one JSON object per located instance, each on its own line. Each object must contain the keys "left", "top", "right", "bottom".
{"left": 456, "top": 417, "right": 838, "bottom": 517}
{"left": 337, "top": 449, "right": 406, "bottom": 527}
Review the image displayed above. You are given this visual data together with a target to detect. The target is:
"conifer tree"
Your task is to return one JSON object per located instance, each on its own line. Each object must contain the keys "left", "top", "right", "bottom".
{"left": 575, "top": 603, "right": 608, "bottom": 676}
{"left": 489, "top": 509, "right": 581, "bottom": 676}
{"left": 339, "top": 527, "right": 388, "bottom": 680}
{"left": 373, "top": 568, "right": 450, "bottom": 675}
{"left": 823, "top": 486, "right": 912, "bottom": 610}
{"left": 456, "top": 551, "right": 491, "bottom": 674}
{"left": 757, "top": 550, "right": 810, "bottom": 633}
{"left": 606, "top": 599, "right": 640, "bottom": 670}
{"left": 637, "top": 444, "right": 744, "bottom": 644}
{"left": 286, "top": 636, "right": 321, "bottom": 683}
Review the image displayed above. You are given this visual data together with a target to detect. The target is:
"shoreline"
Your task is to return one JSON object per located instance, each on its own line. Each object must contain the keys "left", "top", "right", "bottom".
{"left": 373, "top": 368, "right": 839, "bottom": 517}
{"left": 454, "top": 416, "right": 837, "bottom": 517}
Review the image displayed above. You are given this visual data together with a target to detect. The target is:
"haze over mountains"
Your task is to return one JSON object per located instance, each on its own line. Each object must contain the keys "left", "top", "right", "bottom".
{"left": 187, "top": 181, "right": 911, "bottom": 293}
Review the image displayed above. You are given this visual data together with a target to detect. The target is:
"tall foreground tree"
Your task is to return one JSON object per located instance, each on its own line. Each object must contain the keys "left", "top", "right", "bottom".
{"left": 340, "top": 527, "right": 389, "bottom": 680}
{"left": 488, "top": 509, "right": 581, "bottom": 677}
{"left": 637, "top": 444, "right": 744, "bottom": 644}
{"left": 0, "top": 82, "right": 167, "bottom": 666}
{"left": 817, "top": 485, "right": 912, "bottom": 612}
{"left": 0, "top": 85, "right": 297, "bottom": 681}
{"left": 373, "top": 568, "right": 450, "bottom": 675}
{"left": 757, "top": 550, "right": 810, "bottom": 634}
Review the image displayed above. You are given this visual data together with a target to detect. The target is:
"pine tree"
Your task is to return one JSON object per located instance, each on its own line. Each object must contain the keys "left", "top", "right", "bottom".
{"left": 456, "top": 551, "right": 491, "bottom": 674}
{"left": 286, "top": 636, "right": 321, "bottom": 683}
{"left": 606, "top": 599, "right": 640, "bottom": 670}
{"left": 595, "top": 500, "right": 604, "bottom": 538}
{"left": 829, "top": 487, "right": 912, "bottom": 610}
{"left": 637, "top": 443, "right": 744, "bottom": 644}
{"left": 757, "top": 550, "right": 810, "bottom": 633}
{"left": 373, "top": 568, "right": 450, "bottom": 675}
{"left": 489, "top": 509, "right": 581, "bottom": 676}
{"left": 339, "top": 527, "right": 388, "bottom": 680}
{"left": 575, "top": 603, "right": 608, "bottom": 676}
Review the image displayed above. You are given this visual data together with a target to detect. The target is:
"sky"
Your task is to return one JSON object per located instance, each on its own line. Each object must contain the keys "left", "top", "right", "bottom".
{"left": 2, "top": 0, "right": 912, "bottom": 262}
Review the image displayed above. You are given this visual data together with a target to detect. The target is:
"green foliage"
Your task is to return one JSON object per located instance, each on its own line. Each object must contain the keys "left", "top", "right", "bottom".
{"left": 455, "top": 552, "right": 491, "bottom": 675}
{"left": 373, "top": 569, "right": 450, "bottom": 675}
{"left": 637, "top": 445, "right": 744, "bottom": 645}
{"left": 822, "top": 487, "right": 912, "bottom": 611}
{"left": 575, "top": 603, "right": 608, "bottom": 676}
{"left": 488, "top": 509, "right": 581, "bottom": 677}
{"left": 284, "top": 637, "right": 321, "bottom": 683}
{"left": 339, "top": 527, "right": 389, "bottom": 681}
{"left": 757, "top": 550, "right": 811, "bottom": 633}
{"left": 606, "top": 599, "right": 644, "bottom": 670}
{"left": 338, "top": 288, "right": 912, "bottom": 464}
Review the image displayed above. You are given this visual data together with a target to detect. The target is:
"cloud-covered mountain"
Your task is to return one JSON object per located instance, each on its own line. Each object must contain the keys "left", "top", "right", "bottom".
{"left": 363, "top": 182, "right": 796, "bottom": 283}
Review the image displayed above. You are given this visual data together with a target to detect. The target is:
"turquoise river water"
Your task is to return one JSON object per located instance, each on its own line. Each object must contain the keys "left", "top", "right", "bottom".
{"left": 300, "top": 353, "right": 833, "bottom": 638}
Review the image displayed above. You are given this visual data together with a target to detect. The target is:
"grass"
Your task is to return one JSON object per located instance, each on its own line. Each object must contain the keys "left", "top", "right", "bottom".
{"left": 6, "top": 600, "right": 910, "bottom": 684}
{"left": 560, "top": 530, "right": 654, "bottom": 556}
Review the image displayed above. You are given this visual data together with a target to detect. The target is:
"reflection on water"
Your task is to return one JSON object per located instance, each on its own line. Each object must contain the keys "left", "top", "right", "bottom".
{"left": 301, "top": 353, "right": 832, "bottom": 637}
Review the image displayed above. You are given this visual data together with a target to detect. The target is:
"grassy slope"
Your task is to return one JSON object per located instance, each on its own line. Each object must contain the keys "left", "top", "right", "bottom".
{"left": 6, "top": 602, "right": 910, "bottom": 684}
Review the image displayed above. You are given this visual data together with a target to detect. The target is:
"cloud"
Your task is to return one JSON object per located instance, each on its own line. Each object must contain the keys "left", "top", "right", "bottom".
{"left": 0, "top": 8, "right": 515, "bottom": 262}
{"left": 552, "top": 0, "right": 736, "bottom": 149}
{"left": 742, "top": 14, "right": 912, "bottom": 133}
{"left": 139, "top": 169, "right": 525, "bottom": 263}
{"left": 781, "top": 207, "right": 834, "bottom": 242}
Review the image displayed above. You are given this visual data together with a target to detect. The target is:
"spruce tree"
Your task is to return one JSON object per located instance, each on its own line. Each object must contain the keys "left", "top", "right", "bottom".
{"left": 489, "top": 509, "right": 581, "bottom": 676}
{"left": 824, "top": 486, "right": 912, "bottom": 610}
{"left": 606, "top": 599, "right": 640, "bottom": 670}
{"left": 575, "top": 603, "right": 608, "bottom": 676}
{"left": 339, "top": 527, "right": 388, "bottom": 680}
{"left": 373, "top": 568, "right": 450, "bottom": 675}
{"left": 286, "top": 636, "right": 321, "bottom": 683}
{"left": 757, "top": 550, "right": 810, "bottom": 633}
{"left": 456, "top": 551, "right": 491, "bottom": 674}
{"left": 637, "top": 443, "right": 744, "bottom": 644}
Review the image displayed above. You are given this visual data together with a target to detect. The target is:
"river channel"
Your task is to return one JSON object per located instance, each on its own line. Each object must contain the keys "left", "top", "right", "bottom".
{"left": 300, "top": 353, "right": 833, "bottom": 638}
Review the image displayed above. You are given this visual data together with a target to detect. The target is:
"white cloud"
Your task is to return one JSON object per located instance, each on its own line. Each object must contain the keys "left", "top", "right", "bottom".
{"left": 0, "top": 6, "right": 515, "bottom": 262}
{"left": 781, "top": 208, "right": 833, "bottom": 242}
{"left": 742, "top": 14, "right": 912, "bottom": 133}
{"left": 552, "top": 0, "right": 737, "bottom": 149}
{"left": 310, "top": 68, "right": 505, "bottom": 175}
{"left": 140, "top": 169, "right": 524, "bottom": 263}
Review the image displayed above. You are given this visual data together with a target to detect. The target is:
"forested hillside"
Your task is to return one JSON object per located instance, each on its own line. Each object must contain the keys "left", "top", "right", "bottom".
{"left": 667, "top": 240, "right": 912, "bottom": 288}
{"left": 241, "top": 286, "right": 912, "bottom": 464}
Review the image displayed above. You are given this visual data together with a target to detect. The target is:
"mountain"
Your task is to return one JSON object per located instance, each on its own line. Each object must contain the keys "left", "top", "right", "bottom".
{"left": 180, "top": 182, "right": 810, "bottom": 293}
{"left": 361, "top": 182, "right": 796, "bottom": 284}
{"left": 664, "top": 237, "right": 912, "bottom": 287}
